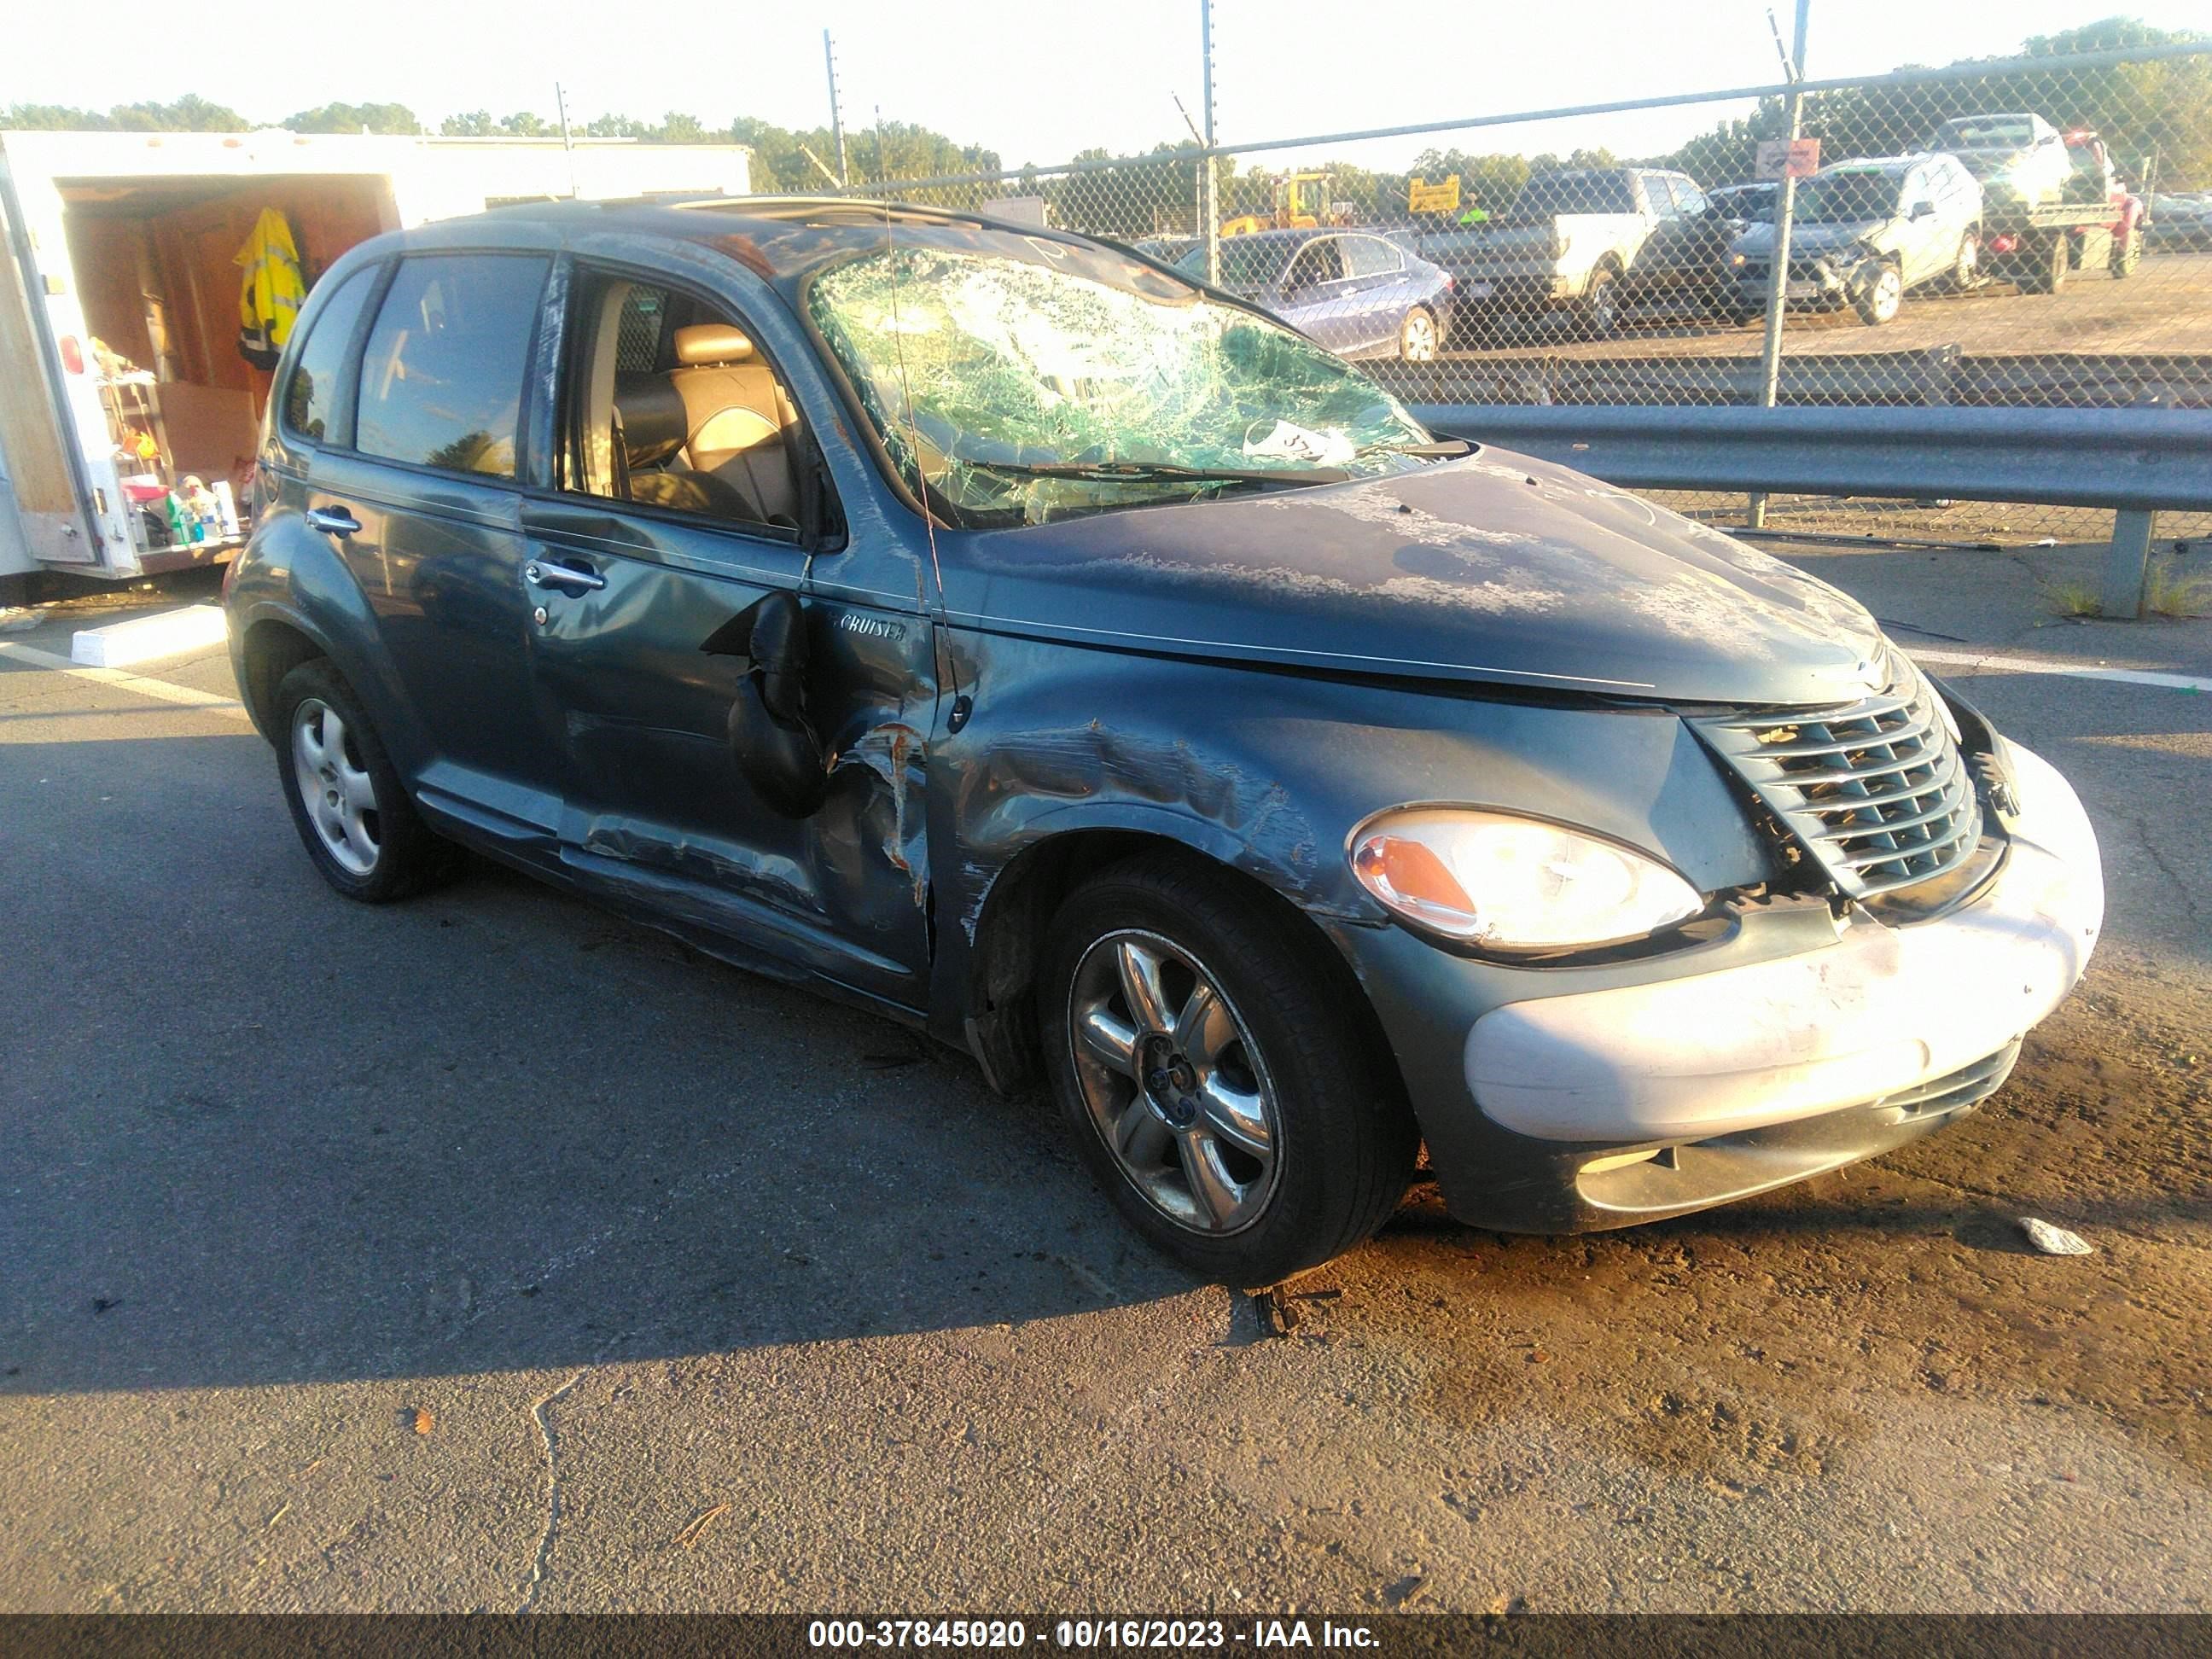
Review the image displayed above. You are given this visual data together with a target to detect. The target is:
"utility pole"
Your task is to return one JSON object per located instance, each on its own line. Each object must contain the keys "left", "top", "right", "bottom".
{"left": 554, "top": 81, "right": 579, "bottom": 198}
{"left": 1201, "top": 0, "right": 1220, "bottom": 285}
{"left": 824, "top": 31, "right": 850, "bottom": 188}
{"left": 1749, "top": 0, "right": 1811, "bottom": 529}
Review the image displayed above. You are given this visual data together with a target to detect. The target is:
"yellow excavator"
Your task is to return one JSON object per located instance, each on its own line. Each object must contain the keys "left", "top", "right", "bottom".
{"left": 1220, "top": 172, "right": 1336, "bottom": 238}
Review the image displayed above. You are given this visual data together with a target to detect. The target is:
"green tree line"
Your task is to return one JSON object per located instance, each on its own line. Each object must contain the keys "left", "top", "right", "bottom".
{"left": 4, "top": 15, "right": 2203, "bottom": 224}
{"left": 0, "top": 97, "right": 998, "bottom": 191}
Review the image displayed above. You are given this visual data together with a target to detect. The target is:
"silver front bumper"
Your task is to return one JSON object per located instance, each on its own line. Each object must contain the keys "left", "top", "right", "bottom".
{"left": 1464, "top": 742, "right": 2102, "bottom": 1145}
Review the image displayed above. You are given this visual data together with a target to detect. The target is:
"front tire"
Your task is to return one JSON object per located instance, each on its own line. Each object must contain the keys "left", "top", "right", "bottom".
{"left": 1039, "top": 854, "right": 1417, "bottom": 1284}
{"left": 1853, "top": 261, "right": 1904, "bottom": 325}
{"left": 274, "top": 659, "right": 458, "bottom": 903}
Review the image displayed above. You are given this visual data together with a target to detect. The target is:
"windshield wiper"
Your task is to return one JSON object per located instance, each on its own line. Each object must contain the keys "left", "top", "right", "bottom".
{"left": 1357, "top": 438, "right": 1473, "bottom": 459}
{"left": 954, "top": 457, "right": 1351, "bottom": 488}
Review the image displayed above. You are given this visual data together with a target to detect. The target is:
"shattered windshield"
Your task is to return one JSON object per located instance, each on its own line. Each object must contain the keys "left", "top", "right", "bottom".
{"left": 808, "top": 241, "right": 1435, "bottom": 527}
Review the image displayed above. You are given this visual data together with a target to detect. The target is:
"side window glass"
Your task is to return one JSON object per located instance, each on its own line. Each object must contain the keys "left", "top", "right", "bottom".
{"left": 1644, "top": 175, "right": 1679, "bottom": 218}
{"left": 614, "top": 285, "right": 668, "bottom": 371}
{"left": 1673, "top": 178, "right": 1709, "bottom": 217}
{"left": 355, "top": 254, "right": 549, "bottom": 479}
{"left": 1343, "top": 236, "right": 1401, "bottom": 277}
{"left": 281, "top": 265, "right": 378, "bottom": 444}
{"left": 565, "top": 271, "right": 810, "bottom": 538}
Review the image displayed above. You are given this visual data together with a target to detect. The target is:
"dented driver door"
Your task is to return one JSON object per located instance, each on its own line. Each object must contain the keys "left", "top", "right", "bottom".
{"left": 519, "top": 497, "right": 937, "bottom": 1014}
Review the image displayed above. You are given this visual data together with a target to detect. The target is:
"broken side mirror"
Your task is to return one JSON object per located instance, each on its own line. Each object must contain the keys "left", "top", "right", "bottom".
{"left": 703, "top": 590, "right": 830, "bottom": 818}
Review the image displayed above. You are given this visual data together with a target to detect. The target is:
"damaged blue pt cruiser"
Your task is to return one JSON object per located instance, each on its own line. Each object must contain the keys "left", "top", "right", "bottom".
{"left": 226, "top": 198, "right": 2104, "bottom": 1283}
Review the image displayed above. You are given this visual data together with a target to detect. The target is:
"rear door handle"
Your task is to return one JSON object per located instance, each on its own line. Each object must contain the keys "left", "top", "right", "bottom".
{"left": 527, "top": 560, "right": 606, "bottom": 593}
{"left": 305, "top": 506, "right": 360, "bottom": 537}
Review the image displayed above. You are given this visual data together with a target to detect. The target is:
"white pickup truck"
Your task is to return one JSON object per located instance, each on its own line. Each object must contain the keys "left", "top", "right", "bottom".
{"left": 1416, "top": 167, "right": 1737, "bottom": 340}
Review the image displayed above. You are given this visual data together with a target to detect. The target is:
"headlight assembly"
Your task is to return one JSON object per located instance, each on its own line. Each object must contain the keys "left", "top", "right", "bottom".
{"left": 1350, "top": 808, "right": 1706, "bottom": 953}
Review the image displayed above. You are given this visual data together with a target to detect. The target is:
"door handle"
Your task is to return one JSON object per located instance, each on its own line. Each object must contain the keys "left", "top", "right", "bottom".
{"left": 305, "top": 506, "right": 360, "bottom": 537}
{"left": 526, "top": 560, "right": 606, "bottom": 593}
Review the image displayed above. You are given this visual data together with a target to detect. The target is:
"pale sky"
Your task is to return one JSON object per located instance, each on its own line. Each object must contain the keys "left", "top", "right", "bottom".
{"left": 7, "top": 0, "right": 2207, "bottom": 173}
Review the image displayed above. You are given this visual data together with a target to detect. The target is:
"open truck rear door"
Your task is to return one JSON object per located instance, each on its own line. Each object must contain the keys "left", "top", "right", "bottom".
{"left": 0, "top": 158, "right": 103, "bottom": 568}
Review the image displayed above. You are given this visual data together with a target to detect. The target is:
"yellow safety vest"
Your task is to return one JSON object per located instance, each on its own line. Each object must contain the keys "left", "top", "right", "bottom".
{"left": 236, "top": 208, "right": 306, "bottom": 370}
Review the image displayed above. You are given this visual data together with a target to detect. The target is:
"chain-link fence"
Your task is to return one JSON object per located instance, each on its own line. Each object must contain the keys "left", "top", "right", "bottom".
{"left": 860, "top": 35, "right": 2212, "bottom": 544}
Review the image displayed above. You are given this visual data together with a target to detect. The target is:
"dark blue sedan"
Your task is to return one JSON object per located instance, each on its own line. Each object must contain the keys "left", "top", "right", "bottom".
{"left": 1176, "top": 228, "right": 1452, "bottom": 360}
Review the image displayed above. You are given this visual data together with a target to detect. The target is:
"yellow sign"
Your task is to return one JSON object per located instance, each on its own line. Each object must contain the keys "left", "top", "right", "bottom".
{"left": 1408, "top": 174, "right": 1461, "bottom": 214}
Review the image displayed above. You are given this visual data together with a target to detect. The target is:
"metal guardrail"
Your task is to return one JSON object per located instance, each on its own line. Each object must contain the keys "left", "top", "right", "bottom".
{"left": 1408, "top": 404, "right": 2212, "bottom": 615}
{"left": 1409, "top": 405, "right": 2212, "bottom": 512}
{"left": 1379, "top": 353, "right": 2212, "bottom": 410}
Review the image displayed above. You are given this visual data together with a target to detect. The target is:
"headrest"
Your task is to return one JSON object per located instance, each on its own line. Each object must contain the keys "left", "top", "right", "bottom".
{"left": 612, "top": 372, "right": 690, "bottom": 469}
{"left": 673, "top": 323, "right": 755, "bottom": 366}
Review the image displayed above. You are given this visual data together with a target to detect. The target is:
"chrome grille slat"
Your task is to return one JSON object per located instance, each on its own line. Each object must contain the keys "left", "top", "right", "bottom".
{"left": 1715, "top": 690, "right": 1917, "bottom": 730}
{"left": 1692, "top": 660, "right": 1986, "bottom": 902}
{"left": 1796, "top": 759, "right": 1965, "bottom": 821}
{"left": 1748, "top": 740, "right": 1959, "bottom": 791}
{"left": 1810, "top": 794, "right": 1967, "bottom": 840}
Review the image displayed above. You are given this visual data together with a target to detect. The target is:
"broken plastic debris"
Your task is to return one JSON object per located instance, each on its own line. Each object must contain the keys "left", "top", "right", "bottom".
{"left": 2018, "top": 1217, "right": 2094, "bottom": 1255}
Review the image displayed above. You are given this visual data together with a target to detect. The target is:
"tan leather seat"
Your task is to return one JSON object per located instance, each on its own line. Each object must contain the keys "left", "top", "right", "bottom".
{"left": 667, "top": 323, "right": 799, "bottom": 525}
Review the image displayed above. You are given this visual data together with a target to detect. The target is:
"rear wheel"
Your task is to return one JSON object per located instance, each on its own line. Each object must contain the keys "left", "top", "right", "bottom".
{"left": 2110, "top": 226, "right": 2140, "bottom": 278}
{"left": 1039, "top": 854, "right": 1417, "bottom": 1285}
{"left": 1950, "top": 232, "right": 1981, "bottom": 291}
{"left": 1577, "top": 265, "right": 1621, "bottom": 339}
{"left": 2018, "top": 230, "right": 2070, "bottom": 295}
{"left": 1398, "top": 306, "right": 1440, "bottom": 362}
{"left": 274, "top": 659, "right": 458, "bottom": 903}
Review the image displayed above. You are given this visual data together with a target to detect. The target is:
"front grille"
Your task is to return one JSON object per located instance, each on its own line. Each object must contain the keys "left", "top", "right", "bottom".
{"left": 1695, "top": 664, "right": 1985, "bottom": 901}
{"left": 1877, "top": 1039, "right": 2021, "bottom": 1120}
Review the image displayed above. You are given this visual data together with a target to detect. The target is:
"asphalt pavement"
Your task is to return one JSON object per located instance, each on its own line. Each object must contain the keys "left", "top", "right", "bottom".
{"left": 1, "top": 549, "right": 2207, "bottom": 1614}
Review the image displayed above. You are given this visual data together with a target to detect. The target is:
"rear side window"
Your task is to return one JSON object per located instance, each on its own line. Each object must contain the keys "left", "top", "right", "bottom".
{"left": 282, "top": 266, "right": 378, "bottom": 444}
{"left": 614, "top": 285, "right": 671, "bottom": 371}
{"left": 355, "top": 254, "right": 549, "bottom": 479}
{"left": 1342, "top": 236, "right": 1403, "bottom": 277}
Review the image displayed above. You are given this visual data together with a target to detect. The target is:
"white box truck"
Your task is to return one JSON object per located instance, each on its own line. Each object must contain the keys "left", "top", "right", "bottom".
{"left": 0, "top": 128, "right": 753, "bottom": 585}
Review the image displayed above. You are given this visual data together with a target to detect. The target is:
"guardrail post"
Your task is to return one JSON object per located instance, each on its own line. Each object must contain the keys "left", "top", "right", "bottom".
{"left": 2101, "top": 509, "right": 2158, "bottom": 619}
{"left": 1749, "top": 0, "right": 1813, "bottom": 533}
{"left": 1201, "top": 0, "right": 1221, "bottom": 287}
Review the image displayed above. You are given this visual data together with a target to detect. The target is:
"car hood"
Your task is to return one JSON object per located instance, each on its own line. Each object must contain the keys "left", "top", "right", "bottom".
{"left": 1738, "top": 219, "right": 1889, "bottom": 257}
{"left": 945, "top": 450, "right": 1888, "bottom": 706}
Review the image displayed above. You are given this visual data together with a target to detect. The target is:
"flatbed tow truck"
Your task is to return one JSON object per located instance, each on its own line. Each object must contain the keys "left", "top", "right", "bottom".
{"left": 1976, "top": 129, "right": 2145, "bottom": 294}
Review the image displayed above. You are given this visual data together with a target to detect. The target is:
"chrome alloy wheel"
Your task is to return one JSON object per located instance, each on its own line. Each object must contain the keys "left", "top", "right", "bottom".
{"left": 1066, "top": 929, "right": 1281, "bottom": 1234}
{"left": 291, "top": 697, "right": 381, "bottom": 876}
{"left": 1866, "top": 265, "right": 1904, "bottom": 322}
{"left": 1400, "top": 308, "right": 1438, "bottom": 362}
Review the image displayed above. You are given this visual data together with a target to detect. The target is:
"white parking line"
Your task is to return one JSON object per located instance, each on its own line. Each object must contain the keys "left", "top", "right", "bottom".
{"left": 0, "top": 639, "right": 252, "bottom": 719}
{"left": 1910, "top": 647, "right": 2212, "bottom": 696}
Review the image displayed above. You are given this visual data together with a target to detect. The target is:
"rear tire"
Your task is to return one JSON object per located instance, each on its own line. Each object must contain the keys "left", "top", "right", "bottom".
{"left": 1398, "top": 306, "right": 1440, "bottom": 362}
{"left": 1039, "top": 853, "right": 1417, "bottom": 1285}
{"left": 1949, "top": 232, "right": 1981, "bottom": 291}
{"left": 2110, "top": 227, "right": 2139, "bottom": 278}
{"left": 273, "top": 659, "right": 460, "bottom": 904}
{"left": 1577, "top": 265, "right": 1621, "bottom": 340}
{"left": 2019, "top": 231, "right": 2070, "bottom": 295}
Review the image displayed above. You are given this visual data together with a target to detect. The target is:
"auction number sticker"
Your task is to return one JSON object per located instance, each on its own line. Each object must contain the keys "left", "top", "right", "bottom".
{"left": 810, "top": 1622, "right": 1028, "bottom": 1649}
